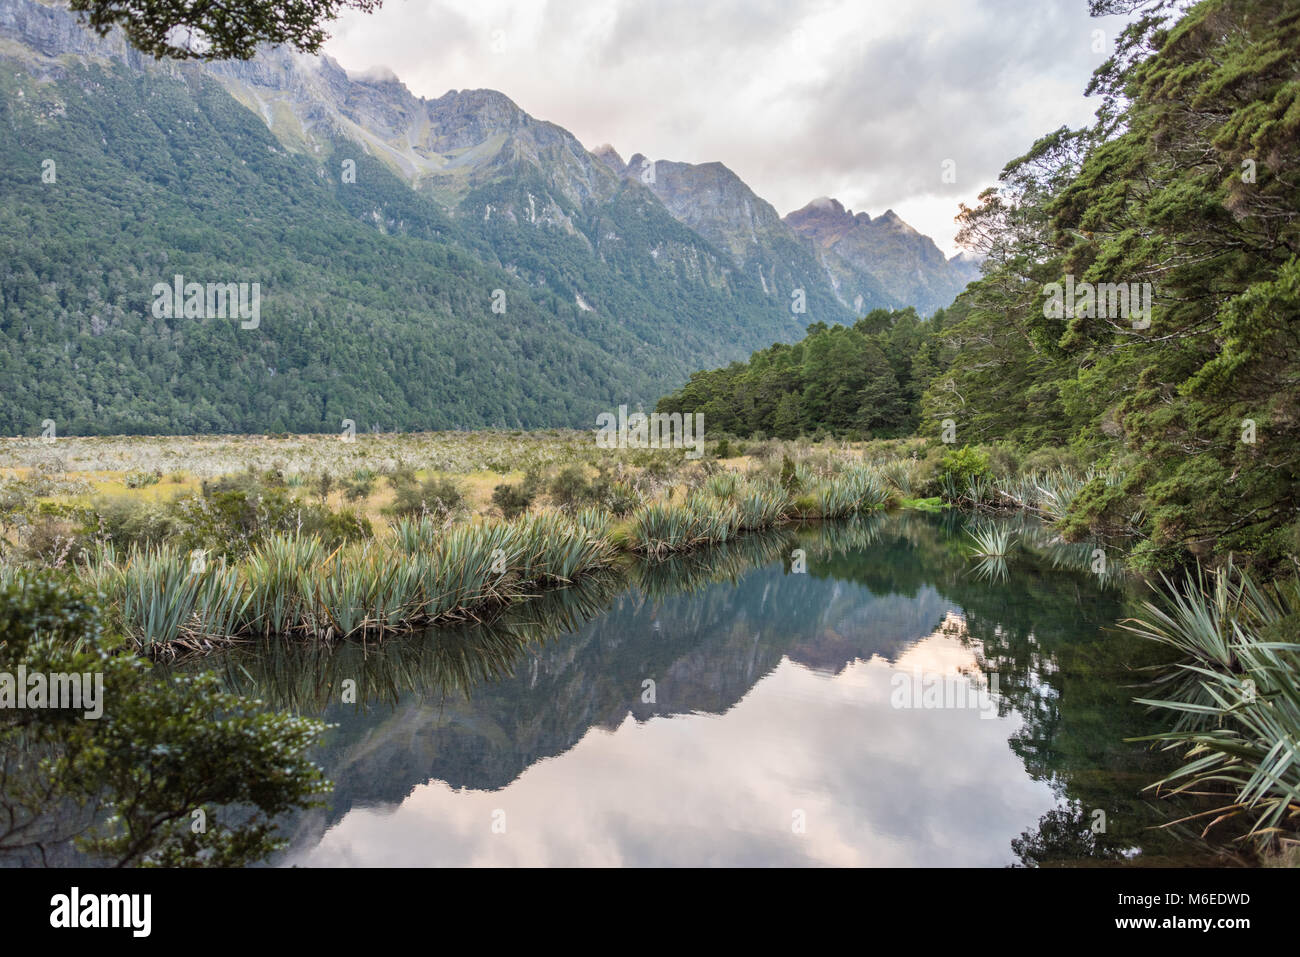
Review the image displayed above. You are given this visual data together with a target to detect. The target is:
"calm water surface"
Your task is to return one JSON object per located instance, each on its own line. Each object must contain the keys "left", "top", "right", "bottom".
{"left": 198, "top": 511, "right": 1228, "bottom": 866}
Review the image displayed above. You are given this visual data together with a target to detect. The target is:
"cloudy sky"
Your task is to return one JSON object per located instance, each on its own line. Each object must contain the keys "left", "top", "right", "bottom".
{"left": 322, "top": 0, "right": 1130, "bottom": 255}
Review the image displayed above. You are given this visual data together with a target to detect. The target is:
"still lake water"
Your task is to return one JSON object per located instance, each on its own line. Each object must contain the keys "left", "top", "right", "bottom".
{"left": 198, "top": 511, "right": 1223, "bottom": 867}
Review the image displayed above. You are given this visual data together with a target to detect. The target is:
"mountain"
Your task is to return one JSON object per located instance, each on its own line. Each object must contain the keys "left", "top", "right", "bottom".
{"left": 784, "top": 197, "right": 979, "bottom": 317}
{"left": 947, "top": 250, "right": 985, "bottom": 288}
{"left": 595, "top": 149, "right": 876, "bottom": 318}
{"left": 0, "top": 0, "right": 969, "bottom": 435}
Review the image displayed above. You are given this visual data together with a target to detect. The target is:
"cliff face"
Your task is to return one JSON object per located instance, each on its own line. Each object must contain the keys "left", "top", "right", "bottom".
{"left": 599, "top": 151, "right": 871, "bottom": 316}
{"left": 785, "top": 197, "right": 978, "bottom": 316}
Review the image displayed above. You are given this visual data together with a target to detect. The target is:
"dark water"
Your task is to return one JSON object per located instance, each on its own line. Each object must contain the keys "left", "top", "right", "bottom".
{"left": 197, "top": 511, "right": 1238, "bottom": 867}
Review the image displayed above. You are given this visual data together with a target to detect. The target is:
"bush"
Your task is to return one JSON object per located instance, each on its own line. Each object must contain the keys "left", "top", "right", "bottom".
{"left": 314, "top": 471, "right": 336, "bottom": 503}
{"left": 938, "top": 445, "right": 991, "bottom": 487}
{"left": 779, "top": 454, "right": 801, "bottom": 493}
{"left": 80, "top": 496, "right": 184, "bottom": 552}
{"left": 492, "top": 481, "right": 534, "bottom": 519}
{"left": 600, "top": 481, "right": 642, "bottom": 515}
{"left": 178, "top": 474, "right": 369, "bottom": 556}
{"left": 549, "top": 465, "right": 595, "bottom": 508}
{"left": 1020, "top": 446, "right": 1084, "bottom": 475}
{"left": 301, "top": 506, "right": 372, "bottom": 546}
{"left": 391, "top": 475, "right": 464, "bottom": 519}
{"left": 981, "top": 443, "right": 1022, "bottom": 477}
{"left": 123, "top": 470, "right": 161, "bottom": 489}
{"left": 342, "top": 474, "right": 376, "bottom": 502}
{"left": 0, "top": 574, "right": 329, "bottom": 867}
{"left": 22, "top": 514, "right": 79, "bottom": 567}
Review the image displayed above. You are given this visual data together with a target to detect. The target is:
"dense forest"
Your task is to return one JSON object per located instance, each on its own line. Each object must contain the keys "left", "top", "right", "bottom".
{"left": 0, "top": 59, "right": 805, "bottom": 435}
{"left": 654, "top": 307, "right": 949, "bottom": 439}
{"left": 661, "top": 0, "right": 1300, "bottom": 570}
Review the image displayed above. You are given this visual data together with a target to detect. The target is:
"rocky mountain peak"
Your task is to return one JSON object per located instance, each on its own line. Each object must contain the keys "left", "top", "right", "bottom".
{"left": 591, "top": 143, "right": 625, "bottom": 172}
{"left": 784, "top": 197, "right": 973, "bottom": 315}
{"left": 785, "top": 196, "right": 861, "bottom": 245}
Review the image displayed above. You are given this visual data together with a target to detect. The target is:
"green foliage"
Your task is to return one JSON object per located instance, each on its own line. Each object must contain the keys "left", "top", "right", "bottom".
{"left": 0, "top": 60, "right": 812, "bottom": 435}
{"left": 1126, "top": 561, "right": 1300, "bottom": 843}
{"left": 0, "top": 573, "right": 328, "bottom": 866}
{"left": 938, "top": 446, "right": 991, "bottom": 488}
{"left": 600, "top": 481, "right": 642, "bottom": 516}
{"left": 71, "top": 0, "right": 383, "bottom": 61}
{"left": 779, "top": 454, "right": 800, "bottom": 493}
{"left": 967, "top": 523, "right": 1016, "bottom": 559}
{"left": 656, "top": 309, "right": 936, "bottom": 439}
{"left": 548, "top": 466, "right": 597, "bottom": 508}
{"left": 916, "top": 0, "right": 1300, "bottom": 570}
{"left": 492, "top": 481, "right": 534, "bottom": 519}
{"left": 341, "top": 472, "right": 375, "bottom": 502}
{"left": 81, "top": 505, "right": 622, "bottom": 647}
{"left": 123, "top": 470, "right": 160, "bottom": 489}
{"left": 390, "top": 475, "right": 464, "bottom": 520}
{"left": 74, "top": 472, "right": 368, "bottom": 559}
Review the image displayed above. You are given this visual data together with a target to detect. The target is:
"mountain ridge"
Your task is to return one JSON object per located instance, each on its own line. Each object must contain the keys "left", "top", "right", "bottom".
{"left": 0, "top": 0, "right": 978, "bottom": 435}
{"left": 783, "top": 196, "right": 977, "bottom": 317}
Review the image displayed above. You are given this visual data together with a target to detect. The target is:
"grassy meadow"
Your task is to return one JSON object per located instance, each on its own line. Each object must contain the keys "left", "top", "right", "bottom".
{"left": 0, "top": 430, "right": 941, "bottom": 653}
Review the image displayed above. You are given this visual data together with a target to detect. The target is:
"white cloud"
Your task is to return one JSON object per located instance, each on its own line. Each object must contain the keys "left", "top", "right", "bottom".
{"left": 323, "top": 0, "right": 1131, "bottom": 254}
{"left": 284, "top": 649, "right": 1057, "bottom": 866}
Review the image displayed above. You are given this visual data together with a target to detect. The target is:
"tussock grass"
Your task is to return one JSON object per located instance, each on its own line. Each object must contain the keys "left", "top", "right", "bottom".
{"left": 87, "top": 511, "right": 619, "bottom": 650}
{"left": 1126, "top": 560, "right": 1300, "bottom": 845}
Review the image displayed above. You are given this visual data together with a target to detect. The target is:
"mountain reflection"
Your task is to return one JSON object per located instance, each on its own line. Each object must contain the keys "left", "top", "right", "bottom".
{"left": 180, "top": 512, "right": 1232, "bottom": 866}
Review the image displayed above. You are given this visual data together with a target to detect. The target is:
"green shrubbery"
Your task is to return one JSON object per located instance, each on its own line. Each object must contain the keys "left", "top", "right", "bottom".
{"left": 0, "top": 573, "right": 328, "bottom": 866}
{"left": 390, "top": 474, "right": 465, "bottom": 519}
{"left": 938, "top": 446, "right": 991, "bottom": 488}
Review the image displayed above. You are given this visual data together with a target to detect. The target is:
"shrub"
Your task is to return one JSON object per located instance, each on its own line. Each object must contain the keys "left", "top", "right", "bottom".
{"left": 22, "top": 514, "right": 79, "bottom": 567}
{"left": 80, "top": 496, "right": 184, "bottom": 552}
{"left": 391, "top": 475, "right": 464, "bottom": 518}
{"left": 0, "top": 573, "right": 328, "bottom": 867}
{"left": 301, "top": 506, "right": 372, "bottom": 546}
{"left": 342, "top": 473, "right": 376, "bottom": 502}
{"left": 548, "top": 465, "right": 595, "bottom": 508}
{"left": 176, "top": 474, "right": 368, "bottom": 557}
{"left": 492, "top": 481, "right": 534, "bottom": 519}
{"left": 314, "top": 471, "right": 335, "bottom": 504}
{"left": 981, "top": 443, "right": 1022, "bottom": 478}
{"left": 938, "top": 446, "right": 991, "bottom": 489}
{"left": 600, "top": 481, "right": 641, "bottom": 515}
{"left": 1019, "top": 446, "right": 1083, "bottom": 475}
{"left": 779, "top": 454, "right": 801, "bottom": 492}
{"left": 123, "top": 470, "right": 161, "bottom": 489}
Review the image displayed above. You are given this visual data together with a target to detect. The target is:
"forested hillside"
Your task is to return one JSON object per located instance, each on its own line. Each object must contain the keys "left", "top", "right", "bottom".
{"left": 920, "top": 0, "right": 1300, "bottom": 565}
{"left": 655, "top": 307, "right": 949, "bottom": 439}
{"left": 0, "top": 0, "right": 866, "bottom": 436}
{"left": 0, "top": 57, "right": 794, "bottom": 434}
